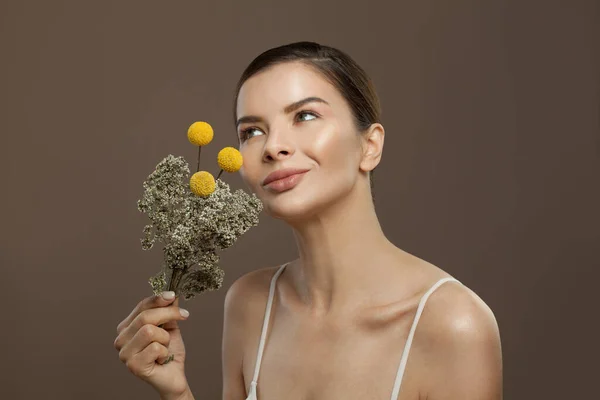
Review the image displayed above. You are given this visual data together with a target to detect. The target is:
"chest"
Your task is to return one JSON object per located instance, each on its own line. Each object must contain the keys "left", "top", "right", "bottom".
{"left": 242, "top": 306, "right": 427, "bottom": 400}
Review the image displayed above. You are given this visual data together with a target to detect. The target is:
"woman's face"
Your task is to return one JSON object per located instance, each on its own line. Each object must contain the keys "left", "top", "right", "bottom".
{"left": 235, "top": 61, "right": 368, "bottom": 221}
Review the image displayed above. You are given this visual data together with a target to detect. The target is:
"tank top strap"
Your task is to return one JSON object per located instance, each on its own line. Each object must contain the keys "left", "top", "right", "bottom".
{"left": 389, "top": 277, "right": 462, "bottom": 400}
{"left": 250, "top": 262, "right": 290, "bottom": 387}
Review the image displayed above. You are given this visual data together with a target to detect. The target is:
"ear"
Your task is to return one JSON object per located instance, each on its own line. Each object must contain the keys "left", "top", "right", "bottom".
{"left": 359, "top": 123, "right": 385, "bottom": 173}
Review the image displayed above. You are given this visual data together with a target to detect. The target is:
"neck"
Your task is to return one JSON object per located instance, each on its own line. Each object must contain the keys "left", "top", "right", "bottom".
{"left": 286, "top": 182, "right": 406, "bottom": 317}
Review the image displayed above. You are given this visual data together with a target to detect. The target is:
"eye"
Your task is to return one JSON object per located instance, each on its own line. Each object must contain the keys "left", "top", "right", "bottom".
{"left": 238, "top": 111, "right": 318, "bottom": 143}
{"left": 238, "top": 126, "right": 264, "bottom": 142}
{"left": 296, "top": 110, "right": 318, "bottom": 122}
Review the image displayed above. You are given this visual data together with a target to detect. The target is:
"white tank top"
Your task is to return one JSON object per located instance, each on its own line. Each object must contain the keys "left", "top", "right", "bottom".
{"left": 245, "top": 262, "right": 462, "bottom": 400}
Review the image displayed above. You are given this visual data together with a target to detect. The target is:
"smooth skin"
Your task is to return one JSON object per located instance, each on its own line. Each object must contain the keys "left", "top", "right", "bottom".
{"left": 115, "top": 61, "right": 502, "bottom": 400}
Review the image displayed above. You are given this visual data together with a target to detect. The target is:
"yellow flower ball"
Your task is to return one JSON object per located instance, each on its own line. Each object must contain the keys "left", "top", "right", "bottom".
{"left": 187, "top": 121, "right": 214, "bottom": 146}
{"left": 217, "top": 147, "right": 243, "bottom": 173}
{"left": 190, "top": 171, "right": 215, "bottom": 197}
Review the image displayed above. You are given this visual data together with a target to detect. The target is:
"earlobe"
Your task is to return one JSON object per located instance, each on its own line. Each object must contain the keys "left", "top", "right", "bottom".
{"left": 359, "top": 123, "right": 385, "bottom": 173}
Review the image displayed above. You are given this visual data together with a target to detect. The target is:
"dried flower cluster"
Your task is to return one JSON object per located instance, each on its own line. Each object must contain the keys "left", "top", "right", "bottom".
{"left": 137, "top": 153, "right": 263, "bottom": 301}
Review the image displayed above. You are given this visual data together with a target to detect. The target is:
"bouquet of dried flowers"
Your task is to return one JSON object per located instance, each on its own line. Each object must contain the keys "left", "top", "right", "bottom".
{"left": 137, "top": 121, "right": 263, "bottom": 302}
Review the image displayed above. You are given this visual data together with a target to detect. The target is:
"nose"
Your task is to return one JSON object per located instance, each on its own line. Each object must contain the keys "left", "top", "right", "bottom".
{"left": 262, "top": 128, "right": 294, "bottom": 162}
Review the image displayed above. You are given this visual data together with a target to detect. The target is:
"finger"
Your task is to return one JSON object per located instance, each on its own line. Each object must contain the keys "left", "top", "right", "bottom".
{"left": 127, "top": 342, "right": 169, "bottom": 378}
{"left": 116, "top": 291, "right": 177, "bottom": 334}
{"left": 118, "top": 323, "right": 170, "bottom": 362}
{"left": 157, "top": 295, "right": 184, "bottom": 329}
{"left": 155, "top": 347, "right": 173, "bottom": 365}
{"left": 114, "top": 304, "right": 188, "bottom": 351}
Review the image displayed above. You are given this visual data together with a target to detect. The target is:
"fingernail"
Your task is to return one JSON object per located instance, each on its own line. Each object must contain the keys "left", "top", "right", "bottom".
{"left": 161, "top": 291, "right": 175, "bottom": 300}
{"left": 180, "top": 308, "right": 189, "bottom": 318}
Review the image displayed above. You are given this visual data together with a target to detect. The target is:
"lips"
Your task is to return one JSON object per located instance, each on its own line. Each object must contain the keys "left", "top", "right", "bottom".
{"left": 262, "top": 168, "right": 310, "bottom": 186}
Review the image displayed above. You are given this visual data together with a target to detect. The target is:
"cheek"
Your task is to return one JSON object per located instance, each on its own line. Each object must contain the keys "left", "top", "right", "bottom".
{"left": 238, "top": 147, "right": 262, "bottom": 192}
{"left": 307, "top": 123, "right": 360, "bottom": 178}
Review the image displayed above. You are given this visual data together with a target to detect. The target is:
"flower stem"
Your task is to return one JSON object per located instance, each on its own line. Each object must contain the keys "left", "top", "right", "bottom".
{"left": 196, "top": 146, "right": 201, "bottom": 172}
{"left": 157, "top": 267, "right": 186, "bottom": 365}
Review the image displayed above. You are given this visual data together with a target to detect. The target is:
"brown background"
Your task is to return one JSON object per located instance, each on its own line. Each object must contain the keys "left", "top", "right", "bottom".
{"left": 1, "top": 1, "right": 598, "bottom": 399}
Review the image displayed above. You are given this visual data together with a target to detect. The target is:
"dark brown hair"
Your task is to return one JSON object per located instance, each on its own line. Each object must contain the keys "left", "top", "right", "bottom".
{"left": 232, "top": 41, "right": 381, "bottom": 194}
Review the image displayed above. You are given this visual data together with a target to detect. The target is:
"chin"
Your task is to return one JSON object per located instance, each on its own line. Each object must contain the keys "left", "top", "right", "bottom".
{"left": 260, "top": 188, "right": 341, "bottom": 223}
{"left": 261, "top": 193, "right": 314, "bottom": 221}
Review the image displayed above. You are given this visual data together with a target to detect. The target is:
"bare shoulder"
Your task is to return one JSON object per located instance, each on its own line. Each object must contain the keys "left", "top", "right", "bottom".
{"left": 398, "top": 256, "right": 500, "bottom": 343}
{"left": 226, "top": 264, "right": 282, "bottom": 303}
{"left": 224, "top": 264, "right": 283, "bottom": 323}
{"left": 420, "top": 279, "right": 499, "bottom": 343}
{"left": 416, "top": 278, "right": 503, "bottom": 399}
{"left": 222, "top": 264, "right": 285, "bottom": 400}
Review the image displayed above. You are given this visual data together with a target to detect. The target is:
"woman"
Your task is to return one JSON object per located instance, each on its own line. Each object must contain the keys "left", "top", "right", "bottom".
{"left": 114, "top": 41, "right": 503, "bottom": 400}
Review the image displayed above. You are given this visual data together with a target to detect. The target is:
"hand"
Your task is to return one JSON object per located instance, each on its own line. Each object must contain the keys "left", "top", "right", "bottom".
{"left": 114, "top": 291, "right": 191, "bottom": 398}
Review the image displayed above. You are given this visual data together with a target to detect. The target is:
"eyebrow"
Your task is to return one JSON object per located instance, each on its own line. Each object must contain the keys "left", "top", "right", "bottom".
{"left": 236, "top": 96, "right": 329, "bottom": 128}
